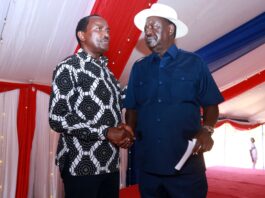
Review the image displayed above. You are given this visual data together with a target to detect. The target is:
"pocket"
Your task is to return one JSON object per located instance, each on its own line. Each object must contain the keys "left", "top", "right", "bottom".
{"left": 134, "top": 80, "right": 152, "bottom": 104}
{"left": 171, "top": 75, "right": 196, "bottom": 101}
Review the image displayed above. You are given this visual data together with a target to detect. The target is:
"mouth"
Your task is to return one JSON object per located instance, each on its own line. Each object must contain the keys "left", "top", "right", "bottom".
{"left": 145, "top": 36, "right": 155, "bottom": 43}
{"left": 145, "top": 36, "right": 157, "bottom": 47}
{"left": 100, "top": 39, "right": 109, "bottom": 51}
{"left": 101, "top": 39, "right": 109, "bottom": 44}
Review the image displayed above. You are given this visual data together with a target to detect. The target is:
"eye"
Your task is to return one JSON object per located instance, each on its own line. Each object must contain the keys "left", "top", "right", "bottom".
{"left": 94, "top": 26, "right": 103, "bottom": 32}
{"left": 144, "top": 24, "right": 152, "bottom": 32}
{"left": 106, "top": 28, "right": 110, "bottom": 34}
{"left": 144, "top": 23, "right": 160, "bottom": 33}
{"left": 153, "top": 23, "right": 160, "bottom": 30}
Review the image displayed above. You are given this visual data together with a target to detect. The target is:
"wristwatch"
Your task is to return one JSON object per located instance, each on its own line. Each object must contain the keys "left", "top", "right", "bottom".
{"left": 202, "top": 125, "right": 214, "bottom": 135}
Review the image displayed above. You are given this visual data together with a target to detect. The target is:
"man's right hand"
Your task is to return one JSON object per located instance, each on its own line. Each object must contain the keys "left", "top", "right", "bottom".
{"left": 106, "top": 124, "right": 134, "bottom": 149}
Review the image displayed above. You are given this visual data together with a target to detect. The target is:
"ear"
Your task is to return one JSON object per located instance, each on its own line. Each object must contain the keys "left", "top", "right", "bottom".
{"left": 168, "top": 24, "right": 175, "bottom": 37}
{"left": 77, "top": 31, "right": 85, "bottom": 41}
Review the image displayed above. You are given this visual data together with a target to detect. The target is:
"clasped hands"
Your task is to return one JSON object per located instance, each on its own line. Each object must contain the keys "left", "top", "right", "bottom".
{"left": 106, "top": 123, "right": 135, "bottom": 149}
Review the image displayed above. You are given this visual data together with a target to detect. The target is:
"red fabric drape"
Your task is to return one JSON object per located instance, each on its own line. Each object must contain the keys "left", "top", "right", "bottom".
{"left": 0, "top": 81, "right": 50, "bottom": 198}
{"left": 216, "top": 119, "right": 262, "bottom": 130}
{"left": 35, "top": 84, "right": 51, "bottom": 95}
{"left": 222, "top": 69, "right": 265, "bottom": 101}
{"left": 3, "top": 1, "right": 160, "bottom": 196}
{"left": 15, "top": 86, "right": 37, "bottom": 198}
{"left": 0, "top": 81, "right": 27, "bottom": 93}
{"left": 79, "top": 0, "right": 158, "bottom": 79}
{"left": 1, "top": 0, "right": 264, "bottom": 196}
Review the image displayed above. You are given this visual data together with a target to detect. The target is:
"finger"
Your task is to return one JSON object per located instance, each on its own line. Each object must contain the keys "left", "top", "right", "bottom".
{"left": 200, "top": 144, "right": 207, "bottom": 152}
{"left": 123, "top": 125, "right": 134, "bottom": 136}
{"left": 119, "top": 137, "right": 131, "bottom": 148}
{"left": 121, "top": 141, "right": 132, "bottom": 149}
{"left": 122, "top": 140, "right": 133, "bottom": 149}
{"left": 117, "top": 123, "right": 125, "bottom": 128}
{"left": 193, "top": 141, "right": 201, "bottom": 153}
{"left": 204, "top": 141, "right": 214, "bottom": 152}
{"left": 117, "top": 138, "right": 128, "bottom": 147}
{"left": 197, "top": 145, "right": 202, "bottom": 153}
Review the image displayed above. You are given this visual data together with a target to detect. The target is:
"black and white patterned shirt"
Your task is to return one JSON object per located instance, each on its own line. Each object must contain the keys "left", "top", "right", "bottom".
{"left": 49, "top": 48, "right": 123, "bottom": 176}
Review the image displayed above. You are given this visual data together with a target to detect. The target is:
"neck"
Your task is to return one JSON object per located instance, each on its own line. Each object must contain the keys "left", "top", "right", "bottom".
{"left": 81, "top": 46, "right": 101, "bottom": 59}
{"left": 153, "top": 41, "right": 175, "bottom": 57}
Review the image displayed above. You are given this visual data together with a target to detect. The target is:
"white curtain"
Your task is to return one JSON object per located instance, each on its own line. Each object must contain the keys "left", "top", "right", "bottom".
{"left": 119, "top": 148, "right": 128, "bottom": 188}
{"left": 120, "top": 109, "right": 128, "bottom": 188}
{"left": 28, "top": 91, "right": 63, "bottom": 198}
{"left": 205, "top": 123, "right": 265, "bottom": 169}
{"left": 0, "top": 90, "right": 19, "bottom": 198}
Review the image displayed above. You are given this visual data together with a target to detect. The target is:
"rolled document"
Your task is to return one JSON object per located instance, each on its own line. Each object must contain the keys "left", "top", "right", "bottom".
{"left": 175, "top": 139, "right": 197, "bottom": 170}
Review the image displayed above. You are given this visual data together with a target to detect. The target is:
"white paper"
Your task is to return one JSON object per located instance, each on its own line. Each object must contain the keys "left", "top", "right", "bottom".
{"left": 175, "top": 139, "right": 197, "bottom": 170}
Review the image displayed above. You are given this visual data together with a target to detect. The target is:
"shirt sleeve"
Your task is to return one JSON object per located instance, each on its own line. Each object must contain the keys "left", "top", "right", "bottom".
{"left": 48, "top": 63, "right": 108, "bottom": 141}
{"left": 198, "top": 61, "right": 224, "bottom": 107}
{"left": 124, "top": 64, "right": 137, "bottom": 109}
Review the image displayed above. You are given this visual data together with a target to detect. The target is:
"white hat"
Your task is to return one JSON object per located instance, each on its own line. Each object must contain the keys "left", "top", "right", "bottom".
{"left": 134, "top": 3, "right": 188, "bottom": 38}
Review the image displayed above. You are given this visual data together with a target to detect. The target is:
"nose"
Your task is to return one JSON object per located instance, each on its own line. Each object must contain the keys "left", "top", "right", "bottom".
{"left": 144, "top": 26, "right": 153, "bottom": 36}
{"left": 103, "top": 30, "right": 109, "bottom": 40}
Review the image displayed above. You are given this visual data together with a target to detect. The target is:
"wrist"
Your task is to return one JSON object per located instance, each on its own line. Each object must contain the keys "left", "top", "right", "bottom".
{"left": 103, "top": 128, "right": 110, "bottom": 140}
{"left": 202, "top": 125, "right": 214, "bottom": 135}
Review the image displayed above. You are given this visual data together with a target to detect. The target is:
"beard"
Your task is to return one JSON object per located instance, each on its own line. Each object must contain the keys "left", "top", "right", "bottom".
{"left": 145, "top": 36, "right": 158, "bottom": 49}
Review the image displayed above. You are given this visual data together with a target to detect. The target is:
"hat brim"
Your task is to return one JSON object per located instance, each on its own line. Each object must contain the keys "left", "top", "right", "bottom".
{"left": 134, "top": 9, "right": 188, "bottom": 38}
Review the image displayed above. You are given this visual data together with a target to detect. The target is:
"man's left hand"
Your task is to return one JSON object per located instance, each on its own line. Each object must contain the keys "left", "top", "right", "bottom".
{"left": 193, "top": 128, "right": 214, "bottom": 154}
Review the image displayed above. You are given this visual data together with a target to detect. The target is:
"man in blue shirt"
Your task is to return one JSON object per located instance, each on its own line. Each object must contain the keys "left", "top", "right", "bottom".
{"left": 125, "top": 3, "right": 224, "bottom": 198}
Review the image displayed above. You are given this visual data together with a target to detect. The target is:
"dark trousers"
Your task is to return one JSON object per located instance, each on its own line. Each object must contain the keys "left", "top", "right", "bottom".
{"left": 62, "top": 172, "right": 119, "bottom": 198}
{"left": 139, "top": 171, "right": 208, "bottom": 198}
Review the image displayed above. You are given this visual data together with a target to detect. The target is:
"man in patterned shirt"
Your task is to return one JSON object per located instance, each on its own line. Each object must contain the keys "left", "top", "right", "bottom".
{"left": 49, "top": 15, "right": 134, "bottom": 198}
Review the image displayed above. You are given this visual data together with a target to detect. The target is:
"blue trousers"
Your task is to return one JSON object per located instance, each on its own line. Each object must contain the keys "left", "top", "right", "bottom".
{"left": 139, "top": 171, "right": 208, "bottom": 198}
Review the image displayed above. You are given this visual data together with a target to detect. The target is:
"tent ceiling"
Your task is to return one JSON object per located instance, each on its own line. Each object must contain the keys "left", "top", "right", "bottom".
{"left": 0, "top": 0, "right": 265, "bottom": 123}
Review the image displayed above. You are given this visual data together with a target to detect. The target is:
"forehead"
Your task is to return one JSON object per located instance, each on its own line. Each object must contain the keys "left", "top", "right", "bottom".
{"left": 145, "top": 16, "right": 166, "bottom": 24}
{"left": 87, "top": 16, "right": 108, "bottom": 28}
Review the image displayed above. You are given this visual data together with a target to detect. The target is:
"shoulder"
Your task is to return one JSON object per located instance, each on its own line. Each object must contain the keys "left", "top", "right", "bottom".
{"left": 133, "top": 54, "right": 153, "bottom": 68}
{"left": 135, "top": 55, "right": 150, "bottom": 63}
{"left": 178, "top": 49, "right": 209, "bottom": 75}
{"left": 54, "top": 54, "right": 80, "bottom": 71}
{"left": 130, "top": 55, "right": 153, "bottom": 77}
{"left": 178, "top": 49, "right": 204, "bottom": 64}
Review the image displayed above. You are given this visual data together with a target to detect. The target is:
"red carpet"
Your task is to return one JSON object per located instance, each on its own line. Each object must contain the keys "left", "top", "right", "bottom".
{"left": 119, "top": 167, "right": 265, "bottom": 198}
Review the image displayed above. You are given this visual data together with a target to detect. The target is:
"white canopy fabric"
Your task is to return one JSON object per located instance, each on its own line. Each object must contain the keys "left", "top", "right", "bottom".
{"left": 0, "top": 1, "right": 265, "bottom": 197}
{"left": 0, "top": 0, "right": 265, "bottom": 123}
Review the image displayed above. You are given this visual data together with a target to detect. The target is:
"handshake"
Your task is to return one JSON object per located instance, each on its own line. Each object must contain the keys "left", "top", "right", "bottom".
{"left": 106, "top": 123, "right": 135, "bottom": 149}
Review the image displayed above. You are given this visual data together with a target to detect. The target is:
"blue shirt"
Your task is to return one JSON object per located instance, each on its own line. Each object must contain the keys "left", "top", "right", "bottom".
{"left": 125, "top": 45, "right": 224, "bottom": 175}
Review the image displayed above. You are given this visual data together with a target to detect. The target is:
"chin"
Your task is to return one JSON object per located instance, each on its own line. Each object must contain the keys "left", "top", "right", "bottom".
{"left": 98, "top": 47, "right": 108, "bottom": 54}
{"left": 146, "top": 41, "right": 158, "bottom": 50}
{"left": 148, "top": 45, "right": 159, "bottom": 52}
{"left": 101, "top": 44, "right": 109, "bottom": 51}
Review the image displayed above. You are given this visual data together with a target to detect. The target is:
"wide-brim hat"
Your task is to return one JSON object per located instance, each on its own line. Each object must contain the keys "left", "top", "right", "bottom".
{"left": 134, "top": 3, "right": 188, "bottom": 38}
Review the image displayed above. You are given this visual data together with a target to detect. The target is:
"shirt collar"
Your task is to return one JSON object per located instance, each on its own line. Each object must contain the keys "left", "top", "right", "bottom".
{"left": 77, "top": 48, "right": 108, "bottom": 66}
{"left": 164, "top": 44, "right": 179, "bottom": 59}
{"left": 150, "top": 44, "right": 179, "bottom": 61}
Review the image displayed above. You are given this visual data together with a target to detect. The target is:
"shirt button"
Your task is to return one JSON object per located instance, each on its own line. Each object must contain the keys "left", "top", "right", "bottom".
{"left": 157, "top": 118, "right": 161, "bottom": 122}
{"left": 158, "top": 99, "right": 162, "bottom": 103}
{"left": 158, "top": 138, "right": 161, "bottom": 143}
{"left": 159, "top": 81, "right": 163, "bottom": 85}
